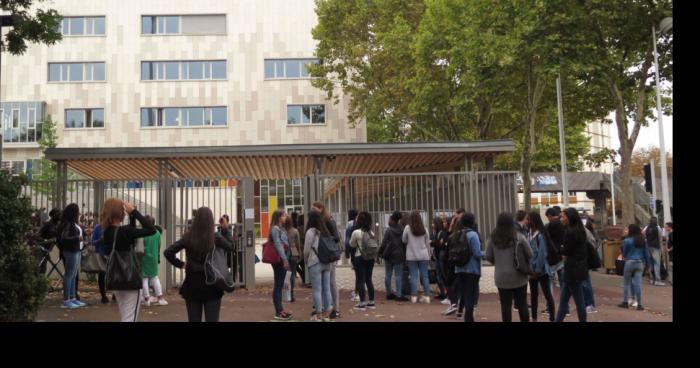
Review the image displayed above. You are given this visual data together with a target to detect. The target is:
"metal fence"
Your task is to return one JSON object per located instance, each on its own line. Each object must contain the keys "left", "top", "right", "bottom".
{"left": 317, "top": 171, "right": 518, "bottom": 254}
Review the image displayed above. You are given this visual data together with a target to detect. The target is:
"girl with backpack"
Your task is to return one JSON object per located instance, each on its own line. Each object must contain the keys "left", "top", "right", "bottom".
{"left": 402, "top": 211, "right": 432, "bottom": 304}
{"left": 618, "top": 224, "right": 651, "bottom": 310}
{"left": 554, "top": 208, "right": 589, "bottom": 322}
{"left": 304, "top": 211, "right": 334, "bottom": 321}
{"left": 102, "top": 199, "right": 156, "bottom": 322}
{"left": 164, "top": 207, "right": 233, "bottom": 322}
{"left": 311, "top": 202, "right": 343, "bottom": 319}
{"left": 455, "top": 213, "right": 483, "bottom": 322}
{"left": 485, "top": 212, "right": 532, "bottom": 322}
{"left": 527, "top": 211, "right": 556, "bottom": 322}
{"left": 349, "top": 211, "right": 377, "bottom": 310}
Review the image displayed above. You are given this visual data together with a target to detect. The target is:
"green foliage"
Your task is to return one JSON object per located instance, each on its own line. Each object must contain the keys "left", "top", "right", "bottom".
{"left": 34, "top": 115, "right": 58, "bottom": 200}
{"left": 0, "top": 0, "right": 62, "bottom": 55}
{"left": 0, "top": 170, "right": 49, "bottom": 321}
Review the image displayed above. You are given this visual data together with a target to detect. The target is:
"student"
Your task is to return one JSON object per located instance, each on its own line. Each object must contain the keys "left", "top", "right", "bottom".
{"left": 102, "top": 199, "right": 157, "bottom": 322}
{"left": 164, "top": 207, "right": 233, "bottom": 322}
{"left": 57, "top": 203, "right": 86, "bottom": 309}
{"left": 379, "top": 211, "right": 408, "bottom": 301}
{"left": 39, "top": 208, "right": 61, "bottom": 276}
{"left": 583, "top": 220, "right": 599, "bottom": 313}
{"left": 267, "top": 209, "right": 293, "bottom": 320}
{"left": 554, "top": 208, "right": 589, "bottom": 322}
{"left": 304, "top": 211, "right": 334, "bottom": 321}
{"left": 544, "top": 206, "right": 568, "bottom": 317}
{"left": 311, "top": 202, "right": 343, "bottom": 319}
{"left": 527, "top": 211, "right": 556, "bottom": 322}
{"left": 643, "top": 217, "right": 665, "bottom": 286}
{"left": 485, "top": 213, "right": 532, "bottom": 322}
{"left": 141, "top": 215, "right": 167, "bottom": 307}
{"left": 665, "top": 222, "right": 673, "bottom": 263}
{"left": 285, "top": 216, "right": 302, "bottom": 303}
{"left": 515, "top": 210, "right": 529, "bottom": 238}
{"left": 455, "top": 213, "right": 483, "bottom": 322}
{"left": 402, "top": 211, "right": 432, "bottom": 304}
{"left": 430, "top": 217, "right": 449, "bottom": 300}
{"left": 618, "top": 224, "right": 651, "bottom": 310}
{"left": 296, "top": 214, "right": 307, "bottom": 285}
{"left": 345, "top": 209, "right": 359, "bottom": 302}
{"left": 349, "top": 211, "right": 377, "bottom": 310}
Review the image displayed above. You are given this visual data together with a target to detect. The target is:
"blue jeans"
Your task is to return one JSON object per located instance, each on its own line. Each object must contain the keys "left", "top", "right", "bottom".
{"left": 309, "top": 263, "right": 332, "bottom": 313}
{"left": 271, "top": 263, "right": 286, "bottom": 315}
{"left": 384, "top": 261, "right": 404, "bottom": 297}
{"left": 62, "top": 250, "right": 81, "bottom": 301}
{"left": 555, "top": 278, "right": 586, "bottom": 322}
{"left": 623, "top": 260, "right": 644, "bottom": 304}
{"left": 648, "top": 247, "right": 661, "bottom": 282}
{"left": 407, "top": 260, "right": 430, "bottom": 297}
{"left": 582, "top": 271, "right": 596, "bottom": 308}
{"left": 555, "top": 268, "right": 569, "bottom": 314}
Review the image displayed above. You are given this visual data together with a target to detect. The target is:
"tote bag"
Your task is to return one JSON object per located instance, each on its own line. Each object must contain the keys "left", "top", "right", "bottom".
{"left": 106, "top": 227, "right": 143, "bottom": 290}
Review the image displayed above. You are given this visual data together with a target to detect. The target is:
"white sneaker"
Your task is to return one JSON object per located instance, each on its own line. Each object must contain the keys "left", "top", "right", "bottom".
{"left": 443, "top": 304, "right": 458, "bottom": 316}
{"left": 441, "top": 298, "right": 451, "bottom": 305}
{"left": 420, "top": 296, "right": 431, "bottom": 304}
{"left": 142, "top": 299, "right": 151, "bottom": 307}
{"left": 586, "top": 306, "right": 598, "bottom": 314}
{"left": 157, "top": 298, "right": 168, "bottom": 306}
{"left": 631, "top": 301, "right": 639, "bottom": 308}
{"left": 654, "top": 281, "right": 666, "bottom": 286}
{"left": 148, "top": 296, "right": 158, "bottom": 303}
{"left": 410, "top": 296, "right": 418, "bottom": 304}
{"left": 310, "top": 314, "right": 322, "bottom": 322}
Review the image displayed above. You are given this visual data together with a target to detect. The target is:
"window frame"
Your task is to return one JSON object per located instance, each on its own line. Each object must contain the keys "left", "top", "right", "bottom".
{"left": 59, "top": 16, "right": 106, "bottom": 37}
{"left": 140, "top": 106, "right": 228, "bottom": 129}
{"left": 141, "top": 14, "right": 227, "bottom": 36}
{"left": 47, "top": 62, "right": 107, "bottom": 83}
{"left": 286, "top": 104, "right": 327, "bottom": 126}
{"left": 264, "top": 58, "right": 319, "bottom": 80}
{"left": 64, "top": 108, "right": 105, "bottom": 130}
{"left": 141, "top": 60, "right": 227, "bottom": 81}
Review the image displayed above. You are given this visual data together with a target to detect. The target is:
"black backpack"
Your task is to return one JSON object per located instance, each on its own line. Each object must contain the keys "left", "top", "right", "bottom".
{"left": 543, "top": 227, "right": 562, "bottom": 266}
{"left": 448, "top": 229, "right": 473, "bottom": 267}
{"left": 315, "top": 231, "right": 341, "bottom": 264}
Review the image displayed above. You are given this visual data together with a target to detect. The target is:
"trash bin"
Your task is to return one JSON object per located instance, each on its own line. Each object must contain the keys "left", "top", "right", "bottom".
{"left": 603, "top": 240, "right": 622, "bottom": 274}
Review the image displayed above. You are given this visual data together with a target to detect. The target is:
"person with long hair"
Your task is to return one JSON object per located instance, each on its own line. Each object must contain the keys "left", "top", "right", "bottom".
{"left": 141, "top": 215, "right": 167, "bottom": 307}
{"left": 101, "top": 198, "right": 156, "bottom": 322}
{"left": 285, "top": 216, "right": 302, "bottom": 303}
{"left": 443, "top": 219, "right": 464, "bottom": 317}
{"left": 296, "top": 214, "right": 307, "bottom": 285}
{"left": 56, "top": 203, "right": 86, "bottom": 309}
{"left": 527, "top": 211, "right": 556, "bottom": 322}
{"left": 345, "top": 209, "right": 359, "bottom": 303}
{"left": 349, "top": 211, "right": 377, "bottom": 310}
{"left": 312, "top": 201, "right": 342, "bottom": 319}
{"left": 643, "top": 217, "right": 665, "bottom": 286}
{"left": 267, "top": 209, "right": 293, "bottom": 320}
{"left": 164, "top": 207, "right": 232, "bottom": 322}
{"left": 485, "top": 212, "right": 532, "bottom": 322}
{"left": 431, "top": 216, "right": 449, "bottom": 301}
{"left": 554, "top": 208, "right": 589, "bottom": 322}
{"left": 454, "top": 213, "right": 483, "bottom": 322}
{"left": 618, "top": 224, "right": 651, "bottom": 310}
{"left": 304, "top": 211, "right": 334, "bottom": 321}
{"left": 583, "top": 219, "right": 599, "bottom": 313}
{"left": 379, "top": 211, "right": 408, "bottom": 301}
{"left": 402, "top": 211, "right": 432, "bottom": 304}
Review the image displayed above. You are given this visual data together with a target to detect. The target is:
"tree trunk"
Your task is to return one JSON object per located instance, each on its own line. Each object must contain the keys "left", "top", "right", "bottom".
{"left": 619, "top": 154, "right": 635, "bottom": 226}
{"left": 521, "top": 139, "right": 532, "bottom": 211}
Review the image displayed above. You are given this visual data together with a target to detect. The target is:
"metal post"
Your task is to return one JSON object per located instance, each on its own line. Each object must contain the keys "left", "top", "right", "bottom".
{"left": 242, "top": 177, "right": 255, "bottom": 289}
{"left": 652, "top": 25, "right": 672, "bottom": 223}
{"left": 611, "top": 167, "right": 617, "bottom": 226}
{"left": 650, "top": 158, "right": 657, "bottom": 215}
{"left": 556, "top": 74, "right": 569, "bottom": 208}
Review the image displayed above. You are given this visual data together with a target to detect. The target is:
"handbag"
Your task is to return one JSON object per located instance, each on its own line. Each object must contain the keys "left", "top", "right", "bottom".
{"left": 262, "top": 233, "right": 289, "bottom": 264}
{"left": 106, "top": 227, "right": 143, "bottom": 290}
{"left": 81, "top": 244, "right": 107, "bottom": 273}
{"left": 205, "top": 245, "right": 235, "bottom": 292}
{"left": 514, "top": 239, "right": 534, "bottom": 275}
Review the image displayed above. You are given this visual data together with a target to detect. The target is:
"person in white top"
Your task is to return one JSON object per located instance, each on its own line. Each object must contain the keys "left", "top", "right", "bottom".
{"left": 402, "top": 211, "right": 432, "bottom": 304}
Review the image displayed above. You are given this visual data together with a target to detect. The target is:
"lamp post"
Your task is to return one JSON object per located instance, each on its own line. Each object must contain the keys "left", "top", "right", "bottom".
{"left": 556, "top": 74, "right": 569, "bottom": 208}
{"left": 653, "top": 17, "right": 672, "bottom": 223}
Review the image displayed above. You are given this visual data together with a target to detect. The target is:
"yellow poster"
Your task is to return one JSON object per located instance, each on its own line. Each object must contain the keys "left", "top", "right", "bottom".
{"left": 269, "top": 196, "right": 278, "bottom": 212}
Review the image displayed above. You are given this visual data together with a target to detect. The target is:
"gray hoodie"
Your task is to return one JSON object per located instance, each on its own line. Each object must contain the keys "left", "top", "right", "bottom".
{"left": 485, "top": 233, "right": 532, "bottom": 289}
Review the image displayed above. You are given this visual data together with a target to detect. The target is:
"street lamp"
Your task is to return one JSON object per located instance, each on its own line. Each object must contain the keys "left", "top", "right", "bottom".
{"left": 556, "top": 74, "right": 569, "bottom": 208}
{"left": 652, "top": 17, "right": 672, "bottom": 223}
{"left": 0, "top": 14, "right": 18, "bottom": 164}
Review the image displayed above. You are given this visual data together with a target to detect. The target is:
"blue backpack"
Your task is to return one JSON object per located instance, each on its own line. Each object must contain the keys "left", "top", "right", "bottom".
{"left": 315, "top": 231, "right": 341, "bottom": 264}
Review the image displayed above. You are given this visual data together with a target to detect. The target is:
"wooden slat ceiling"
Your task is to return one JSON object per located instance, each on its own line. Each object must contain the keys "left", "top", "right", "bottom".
{"left": 66, "top": 152, "right": 494, "bottom": 180}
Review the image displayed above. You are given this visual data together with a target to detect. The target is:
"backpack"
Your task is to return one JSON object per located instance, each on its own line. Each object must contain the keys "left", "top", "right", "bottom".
{"left": 543, "top": 226, "right": 562, "bottom": 266}
{"left": 359, "top": 231, "right": 379, "bottom": 261}
{"left": 585, "top": 228, "right": 602, "bottom": 270}
{"left": 205, "top": 246, "right": 235, "bottom": 292}
{"left": 315, "top": 230, "right": 341, "bottom": 264}
{"left": 448, "top": 229, "right": 473, "bottom": 267}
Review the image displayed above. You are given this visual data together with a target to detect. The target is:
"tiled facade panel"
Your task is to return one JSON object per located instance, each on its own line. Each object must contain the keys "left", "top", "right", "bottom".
{"left": 1, "top": 0, "right": 365, "bottom": 158}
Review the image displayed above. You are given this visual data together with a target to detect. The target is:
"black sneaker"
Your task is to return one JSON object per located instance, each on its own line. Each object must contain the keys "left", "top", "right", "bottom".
{"left": 101, "top": 295, "right": 109, "bottom": 304}
{"left": 367, "top": 302, "right": 376, "bottom": 309}
{"left": 329, "top": 310, "right": 341, "bottom": 319}
{"left": 436, "top": 294, "right": 447, "bottom": 300}
{"left": 274, "top": 311, "right": 293, "bottom": 320}
{"left": 386, "top": 293, "right": 397, "bottom": 300}
{"left": 618, "top": 302, "right": 629, "bottom": 309}
{"left": 354, "top": 304, "right": 366, "bottom": 311}
{"left": 290, "top": 297, "right": 295, "bottom": 303}
{"left": 395, "top": 295, "right": 410, "bottom": 302}
{"left": 637, "top": 305, "right": 645, "bottom": 311}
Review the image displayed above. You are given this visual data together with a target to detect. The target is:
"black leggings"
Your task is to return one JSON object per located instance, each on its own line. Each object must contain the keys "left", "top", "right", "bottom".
{"left": 354, "top": 258, "right": 375, "bottom": 302}
{"left": 98, "top": 272, "right": 107, "bottom": 298}
{"left": 185, "top": 298, "right": 222, "bottom": 322}
{"left": 529, "top": 275, "right": 555, "bottom": 321}
{"left": 459, "top": 273, "right": 480, "bottom": 322}
{"left": 498, "top": 285, "right": 529, "bottom": 322}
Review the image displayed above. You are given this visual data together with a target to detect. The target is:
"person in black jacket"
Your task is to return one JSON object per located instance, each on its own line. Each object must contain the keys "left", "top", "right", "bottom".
{"left": 57, "top": 203, "right": 85, "bottom": 309}
{"left": 165, "top": 207, "right": 233, "bottom": 322}
{"left": 430, "top": 216, "right": 449, "bottom": 300}
{"left": 38, "top": 208, "right": 61, "bottom": 275}
{"left": 379, "top": 211, "right": 409, "bottom": 301}
{"left": 554, "top": 208, "right": 588, "bottom": 322}
{"left": 102, "top": 198, "right": 157, "bottom": 322}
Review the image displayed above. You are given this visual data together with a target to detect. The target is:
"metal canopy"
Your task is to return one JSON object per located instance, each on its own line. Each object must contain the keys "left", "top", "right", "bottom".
{"left": 45, "top": 141, "right": 515, "bottom": 180}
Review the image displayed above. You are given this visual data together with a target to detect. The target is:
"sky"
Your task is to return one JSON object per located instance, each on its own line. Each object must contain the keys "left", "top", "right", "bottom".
{"left": 608, "top": 111, "right": 673, "bottom": 155}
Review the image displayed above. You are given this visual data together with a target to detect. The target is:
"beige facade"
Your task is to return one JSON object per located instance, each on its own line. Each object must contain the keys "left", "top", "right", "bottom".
{"left": 1, "top": 0, "right": 365, "bottom": 171}
{"left": 583, "top": 119, "right": 613, "bottom": 174}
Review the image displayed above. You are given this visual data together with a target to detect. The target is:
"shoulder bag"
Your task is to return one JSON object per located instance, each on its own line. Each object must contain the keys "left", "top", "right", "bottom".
{"left": 106, "top": 227, "right": 143, "bottom": 290}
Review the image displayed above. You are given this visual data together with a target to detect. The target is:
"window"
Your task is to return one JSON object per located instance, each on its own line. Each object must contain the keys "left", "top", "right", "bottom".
{"left": 48, "top": 62, "right": 106, "bottom": 82}
{"left": 60, "top": 17, "right": 105, "bottom": 36}
{"left": 1, "top": 102, "right": 44, "bottom": 143}
{"left": 142, "top": 15, "right": 226, "bottom": 35}
{"left": 1, "top": 161, "right": 26, "bottom": 175}
{"left": 141, "top": 106, "right": 227, "bottom": 128}
{"left": 265, "top": 59, "right": 319, "bottom": 79}
{"left": 65, "top": 109, "right": 104, "bottom": 129}
{"left": 287, "top": 105, "right": 325, "bottom": 125}
{"left": 141, "top": 60, "right": 227, "bottom": 81}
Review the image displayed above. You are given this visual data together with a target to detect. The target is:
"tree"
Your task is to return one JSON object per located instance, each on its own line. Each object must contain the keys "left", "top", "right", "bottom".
{"left": 0, "top": 170, "right": 48, "bottom": 321}
{"left": 571, "top": 0, "right": 672, "bottom": 225}
{"left": 630, "top": 146, "right": 673, "bottom": 178}
{"left": 33, "top": 115, "right": 58, "bottom": 202}
{"left": 0, "top": 0, "right": 62, "bottom": 54}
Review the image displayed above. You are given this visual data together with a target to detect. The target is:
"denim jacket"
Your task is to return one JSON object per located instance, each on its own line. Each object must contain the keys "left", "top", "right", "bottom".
{"left": 455, "top": 228, "right": 483, "bottom": 276}
{"left": 622, "top": 237, "right": 650, "bottom": 265}
{"left": 271, "top": 225, "right": 289, "bottom": 263}
{"left": 529, "top": 231, "right": 552, "bottom": 276}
